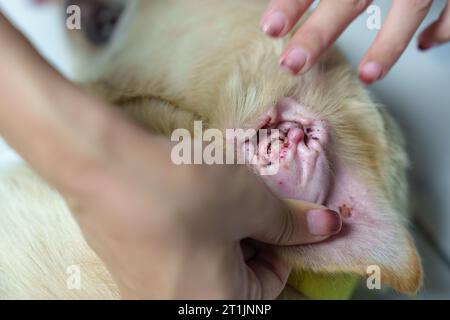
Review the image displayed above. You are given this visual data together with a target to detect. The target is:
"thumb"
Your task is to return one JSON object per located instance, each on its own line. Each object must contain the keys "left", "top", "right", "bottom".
{"left": 251, "top": 198, "right": 342, "bottom": 246}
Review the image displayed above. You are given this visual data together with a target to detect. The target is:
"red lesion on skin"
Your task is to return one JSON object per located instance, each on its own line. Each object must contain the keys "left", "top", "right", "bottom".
{"left": 339, "top": 204, "right": 353, "bottom": 218}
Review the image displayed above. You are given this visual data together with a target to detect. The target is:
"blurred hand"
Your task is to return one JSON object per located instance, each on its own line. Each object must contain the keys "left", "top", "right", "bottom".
{"left": 261, "top": 0, "right": 450, "bottom": 84}
{"left": 0, "top": 14, "right": 342, "bottom": 299}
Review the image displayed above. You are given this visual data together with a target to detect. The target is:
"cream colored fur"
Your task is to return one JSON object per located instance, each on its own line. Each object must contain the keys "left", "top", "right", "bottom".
{"left": 0, "top": 0, "right": 421, "bottom": 299}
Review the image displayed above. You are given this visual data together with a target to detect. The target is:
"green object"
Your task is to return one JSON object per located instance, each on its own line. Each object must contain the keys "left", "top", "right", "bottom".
{"left": 288, "top": 270, "right": 360, "bottom": 300}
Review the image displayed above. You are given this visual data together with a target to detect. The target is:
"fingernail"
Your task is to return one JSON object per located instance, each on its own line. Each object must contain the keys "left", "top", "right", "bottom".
{"left": 280, "top": 47, "right": 308, "bottom": 75}
{"left": 261, "top": 11, "right": 287, "bottom": 37}
{"left": 307, "top": 209, "right": 342, "bottom": 236}
{"left": 359, "top": 61, "right": 384, "bottom": 84}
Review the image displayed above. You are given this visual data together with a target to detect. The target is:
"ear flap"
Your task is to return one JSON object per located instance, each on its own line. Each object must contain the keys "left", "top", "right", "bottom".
{"left": 284, "top": 158, "right": 422, "bottom": 294}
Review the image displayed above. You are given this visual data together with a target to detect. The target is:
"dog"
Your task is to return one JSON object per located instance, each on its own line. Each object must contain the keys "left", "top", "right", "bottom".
{"left": 0, "top": 0, "right": 421, "bottom": 299}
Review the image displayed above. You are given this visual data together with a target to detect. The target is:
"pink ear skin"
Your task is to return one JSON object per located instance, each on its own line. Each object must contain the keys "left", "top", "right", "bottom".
{"left": 245, "top": 98, "right": 422, "bottom": 294}
{"left": 312, "top": 159, "right": 422, "bottom": 294}
{"left": 243, "top": 98, "right": 331, "bottom": 204}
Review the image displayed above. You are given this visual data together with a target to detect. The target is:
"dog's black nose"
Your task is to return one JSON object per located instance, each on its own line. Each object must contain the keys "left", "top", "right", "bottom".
{"left": 66, "top": 0, "right": 124, "bottom": 46}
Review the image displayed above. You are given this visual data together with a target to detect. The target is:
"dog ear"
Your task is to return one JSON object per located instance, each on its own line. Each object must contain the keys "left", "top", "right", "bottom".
{"left": 283, "top": 157, "right": 422, "bottom": 294}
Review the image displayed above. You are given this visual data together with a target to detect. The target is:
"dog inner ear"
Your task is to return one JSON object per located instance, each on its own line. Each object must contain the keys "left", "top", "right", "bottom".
{"left": 241, "top": 97, "right": 422, "bottom": 294}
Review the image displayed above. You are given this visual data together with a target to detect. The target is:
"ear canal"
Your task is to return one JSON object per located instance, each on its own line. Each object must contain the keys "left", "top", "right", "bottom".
{"left": 281, "top": 158, "right": 423, "bottom": 294}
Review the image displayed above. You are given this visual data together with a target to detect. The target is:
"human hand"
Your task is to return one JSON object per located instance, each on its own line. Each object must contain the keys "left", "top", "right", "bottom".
{"left": 260, "top": 0, "right": 450, "bottom": 84}
{"left": 0, "top": 14, "right": 342, "bottom": 299}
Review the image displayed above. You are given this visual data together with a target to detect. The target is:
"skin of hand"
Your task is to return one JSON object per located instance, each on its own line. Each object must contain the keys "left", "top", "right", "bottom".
{"left": 0, "top": 14, "right": 342, "bottom": 299}
{"left": 261, "top": 0, "right": 450, "bottom": 84}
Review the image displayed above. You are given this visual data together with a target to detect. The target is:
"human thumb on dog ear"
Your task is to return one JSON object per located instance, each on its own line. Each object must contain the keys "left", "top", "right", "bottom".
{"left": 237, "top": 197, "right": 342, "bottom": 299}
{"left": 247, "top": 198, "right": 342, "bottom": 246}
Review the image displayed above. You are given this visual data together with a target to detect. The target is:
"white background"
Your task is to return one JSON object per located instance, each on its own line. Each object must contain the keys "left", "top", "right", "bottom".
{"left": 1, "top": 0, "right": 449, "bottom": 299}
